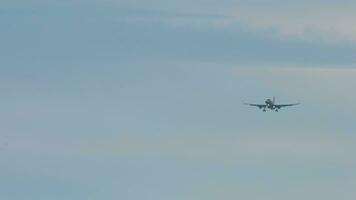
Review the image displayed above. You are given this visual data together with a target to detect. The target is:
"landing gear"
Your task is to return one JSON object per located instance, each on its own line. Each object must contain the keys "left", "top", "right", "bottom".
{"left": 275, "top": 109, "right": 279, "bottom": 112}
{"left": 263, "top": 109, "right": 266, "bottom": 112}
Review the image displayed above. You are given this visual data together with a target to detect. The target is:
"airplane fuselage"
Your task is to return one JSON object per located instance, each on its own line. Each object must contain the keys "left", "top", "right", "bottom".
{"left": 264, "top": 98, "right": 278, "bottom": 111}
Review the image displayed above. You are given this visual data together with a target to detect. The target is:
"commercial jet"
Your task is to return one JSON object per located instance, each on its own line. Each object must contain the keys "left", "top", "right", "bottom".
{"left": 244, "top": 97, "right": 299, "bottom": 112}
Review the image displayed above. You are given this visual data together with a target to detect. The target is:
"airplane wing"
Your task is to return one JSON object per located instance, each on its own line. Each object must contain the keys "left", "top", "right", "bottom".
{"left": 244, "top": 103, "right": 266, "bottom": 109}
{"left": 275, "top": 103, "right": 300, "bottom": 109}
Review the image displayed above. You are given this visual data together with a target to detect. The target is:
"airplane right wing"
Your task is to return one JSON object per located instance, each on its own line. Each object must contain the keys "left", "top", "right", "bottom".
{"left": 275, "top": 103, "right": 300, "bottom": 109}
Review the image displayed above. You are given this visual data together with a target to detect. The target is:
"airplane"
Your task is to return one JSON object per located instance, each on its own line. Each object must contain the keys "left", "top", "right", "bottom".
{"left": 244, "top": 97, "right": 299, "bottom": 112}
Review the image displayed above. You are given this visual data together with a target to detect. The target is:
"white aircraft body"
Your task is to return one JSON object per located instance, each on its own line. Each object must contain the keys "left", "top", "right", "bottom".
{"left": 244, "top": 97, "right": 299, "bottom": 112}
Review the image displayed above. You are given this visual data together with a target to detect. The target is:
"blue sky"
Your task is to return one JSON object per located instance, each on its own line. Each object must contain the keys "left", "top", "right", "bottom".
{"left": 1, "top": 1, "right": 356, "bottom": 200}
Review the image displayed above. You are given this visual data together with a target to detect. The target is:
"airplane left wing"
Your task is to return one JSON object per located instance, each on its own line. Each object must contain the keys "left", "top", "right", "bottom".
{"left": 275, "top": 103, "right": 300, "bottom": 109}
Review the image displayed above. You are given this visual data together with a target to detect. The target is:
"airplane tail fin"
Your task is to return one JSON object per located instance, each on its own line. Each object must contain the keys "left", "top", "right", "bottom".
{"left": 273, "top": 96, "right": 276, "bottom": 104}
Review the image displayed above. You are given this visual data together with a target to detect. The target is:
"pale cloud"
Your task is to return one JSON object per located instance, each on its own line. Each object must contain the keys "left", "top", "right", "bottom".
{"left": 4, "top": 132, "right": 356, "bottom": 200}
{"left": 7, "top": 130, "right": 356, "bottom": 164}
{"left": 120, "top": 3, "right": 356, "bottom": 44}
{"left": 228, "top": 4, "right": 356, "bottom": 43}
{"left": 186, "top": 180, "right": 356, "bottom": 200}
{"left": 78, "top": 133, "right": 356, "bottom": 165}
{"left": 110, "top": 2, "right": 356, "bottom": 44}
{"left": 5, "top": 0, "right": 356, "bottom": 44}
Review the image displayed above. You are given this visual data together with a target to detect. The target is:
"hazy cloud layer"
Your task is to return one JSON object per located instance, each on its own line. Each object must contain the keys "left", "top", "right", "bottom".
{"left": 4, "top": 1, "right": 356, "bottom": 44}
{"left": 2, "top": 5, "right": 356, "bottom": 66}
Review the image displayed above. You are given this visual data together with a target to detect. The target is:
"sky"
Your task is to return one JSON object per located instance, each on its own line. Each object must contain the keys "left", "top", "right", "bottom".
{"left": 1, "top": 1, "right": 356, "bottom": 199}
